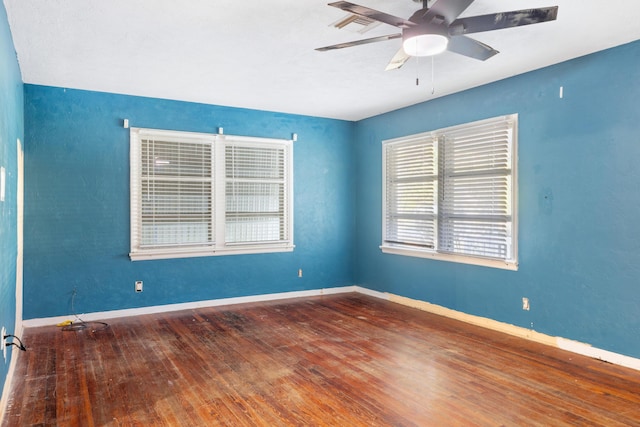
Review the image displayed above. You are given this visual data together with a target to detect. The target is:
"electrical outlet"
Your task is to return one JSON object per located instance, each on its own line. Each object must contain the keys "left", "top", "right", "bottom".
{"left": 298, "top": 269, "right": 303, "bottom": 278}
{"left": 522, "top": 297, "right": 530, "bottom": 311}
{"left": 1, "top": 327, "right": 6, "bottom": 362}
{"left": 135, "top": 281, "right": 143, "bottom": 293}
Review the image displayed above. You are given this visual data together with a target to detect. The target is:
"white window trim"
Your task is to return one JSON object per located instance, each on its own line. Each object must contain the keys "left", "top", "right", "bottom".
{"left": 130, "top": 128, "right": 294, "bottom": 261}
{"left": 381, "top": 245, "right": 518, "bottom": 270}
{"left": 381, "top": 115, "right": 518, "bottom": 271}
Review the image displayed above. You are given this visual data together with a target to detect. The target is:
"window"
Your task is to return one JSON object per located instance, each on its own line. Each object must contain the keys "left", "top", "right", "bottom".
{"left": 130, "top": 128, "right": 293, "bottom": 260}
{"left": 382, "top": 115, "right": 517, "bottom": 270}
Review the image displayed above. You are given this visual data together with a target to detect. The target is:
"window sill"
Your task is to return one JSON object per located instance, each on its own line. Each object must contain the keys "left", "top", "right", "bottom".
{"left": 380, "top": 245, "right": 518, "bottom": 271}
{"left": 130, "top": 244, "right": 295, "bottom": 261}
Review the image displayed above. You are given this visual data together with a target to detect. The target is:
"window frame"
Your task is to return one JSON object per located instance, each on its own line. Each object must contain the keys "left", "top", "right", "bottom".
{"left": 130, "top": 127, "right": 294, "bottom": 261}
{"left": 381, "top": 115, "right": 518, "bottom": 271}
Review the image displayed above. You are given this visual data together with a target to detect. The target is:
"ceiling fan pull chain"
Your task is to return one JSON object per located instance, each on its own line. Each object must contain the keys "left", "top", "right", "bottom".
{"left": 431, "top": 56, "right": 435, "bottom": 95}
{"left": 416, "top": 55, "right": 420, "bottom": 86}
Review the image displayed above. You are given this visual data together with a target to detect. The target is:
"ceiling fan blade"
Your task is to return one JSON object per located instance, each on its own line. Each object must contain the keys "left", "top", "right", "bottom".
{"left": 449, "top": 7, "right": 558, "bottom": 35}
{"left": 422, "top": 0, "right": 475, "bottom": 24}
{"left": 447, "top": 35, "right": 499, "bottom": 61}
{"left": 385, "top": 48, "right": 411, "bottom": 71}
{"left": 316, "top": 33, "right": 402, "bottom": 52}
{"left": 328, "top": 1, "right": 415, "bottom": 28}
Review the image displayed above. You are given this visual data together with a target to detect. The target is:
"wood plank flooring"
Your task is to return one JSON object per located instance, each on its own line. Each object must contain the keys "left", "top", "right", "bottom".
{"left": 3, "top": 293, "right": 640, "bottom": 426}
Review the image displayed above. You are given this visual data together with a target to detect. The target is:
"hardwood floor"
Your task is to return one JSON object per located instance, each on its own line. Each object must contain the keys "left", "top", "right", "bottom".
{"left": 3, "top": 293, "right": 640, "bottom": 426}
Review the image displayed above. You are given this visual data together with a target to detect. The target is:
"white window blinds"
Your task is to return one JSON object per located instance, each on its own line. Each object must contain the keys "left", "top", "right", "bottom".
{"left": 440, "top": 119, "right": 514, "bottom": 260}
{"left": 224, "top": 143, "right": 290, "bottom": 245}
{"left": 130, "top": 128, "right": 293, "bottom": 261}
{"left": 384, "top": 136, "right": 438, "bottom": 249}
{"left": 382, "top": 115, "right": 517, "bottom": 270}
{"left": 139, "top": 136, "right": 213, "bottom": 249}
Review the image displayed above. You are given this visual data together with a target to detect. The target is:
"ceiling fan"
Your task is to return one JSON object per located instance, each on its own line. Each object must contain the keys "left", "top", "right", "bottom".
{"left": 316, "top": 0, "right": 558, "bottom": 70}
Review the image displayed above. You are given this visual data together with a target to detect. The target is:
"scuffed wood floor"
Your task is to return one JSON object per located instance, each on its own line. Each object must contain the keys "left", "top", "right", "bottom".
{"left": 3, "top": 293, "right": 640, "bottom": 426}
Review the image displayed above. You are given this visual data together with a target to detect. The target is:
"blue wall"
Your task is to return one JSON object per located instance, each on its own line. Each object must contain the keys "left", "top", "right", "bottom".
{"left": 21, "top": 39, "right": 640, "bottom": 360}
{"left": 354, "top": 40, "right": 640, "bottom": 359}
{"left": 0, "top": 2, "right": 23, "bottom": 393}
{"left": 23, "top": 86, "right": 355, "bottom": 319}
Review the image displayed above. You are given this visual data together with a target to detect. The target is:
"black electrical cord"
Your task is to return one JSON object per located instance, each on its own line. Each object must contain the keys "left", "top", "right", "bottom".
{"left": 61, "top": 321, "right": 109, "bottom": 333}
{"left": 4, "top": 334, "right": 26, "bottom": 351}
{"left": 61, "top": 288, "right": 110, "bottom": 333}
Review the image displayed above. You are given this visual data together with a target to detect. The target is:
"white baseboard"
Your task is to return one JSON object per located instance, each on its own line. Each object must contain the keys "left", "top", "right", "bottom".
{"left": 22, "top": 286, "right": 359, "bottom": 328}
{"left": 353, "top": 286, "right": 640, "bottom": 372}
{"left": 352, "top": 286, "right": 389, "bottom": 300}
{"left": 21, "top": 285, "right": 640, "bottom": 372}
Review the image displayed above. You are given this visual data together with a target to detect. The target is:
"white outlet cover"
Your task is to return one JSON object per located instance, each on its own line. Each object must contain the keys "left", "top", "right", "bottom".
{"left": 1, "top": 327, "right": 6, "bottom": 361}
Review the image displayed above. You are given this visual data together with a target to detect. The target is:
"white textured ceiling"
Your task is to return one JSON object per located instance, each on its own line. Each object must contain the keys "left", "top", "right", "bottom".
{"left": 4, "top": 0, "right": 640, "bottom": 121}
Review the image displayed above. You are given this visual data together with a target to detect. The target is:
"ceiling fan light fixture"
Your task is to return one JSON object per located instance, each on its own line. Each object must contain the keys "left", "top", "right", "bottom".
{"left": 402, "top": 34, "right": 449, "bottom": 57}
